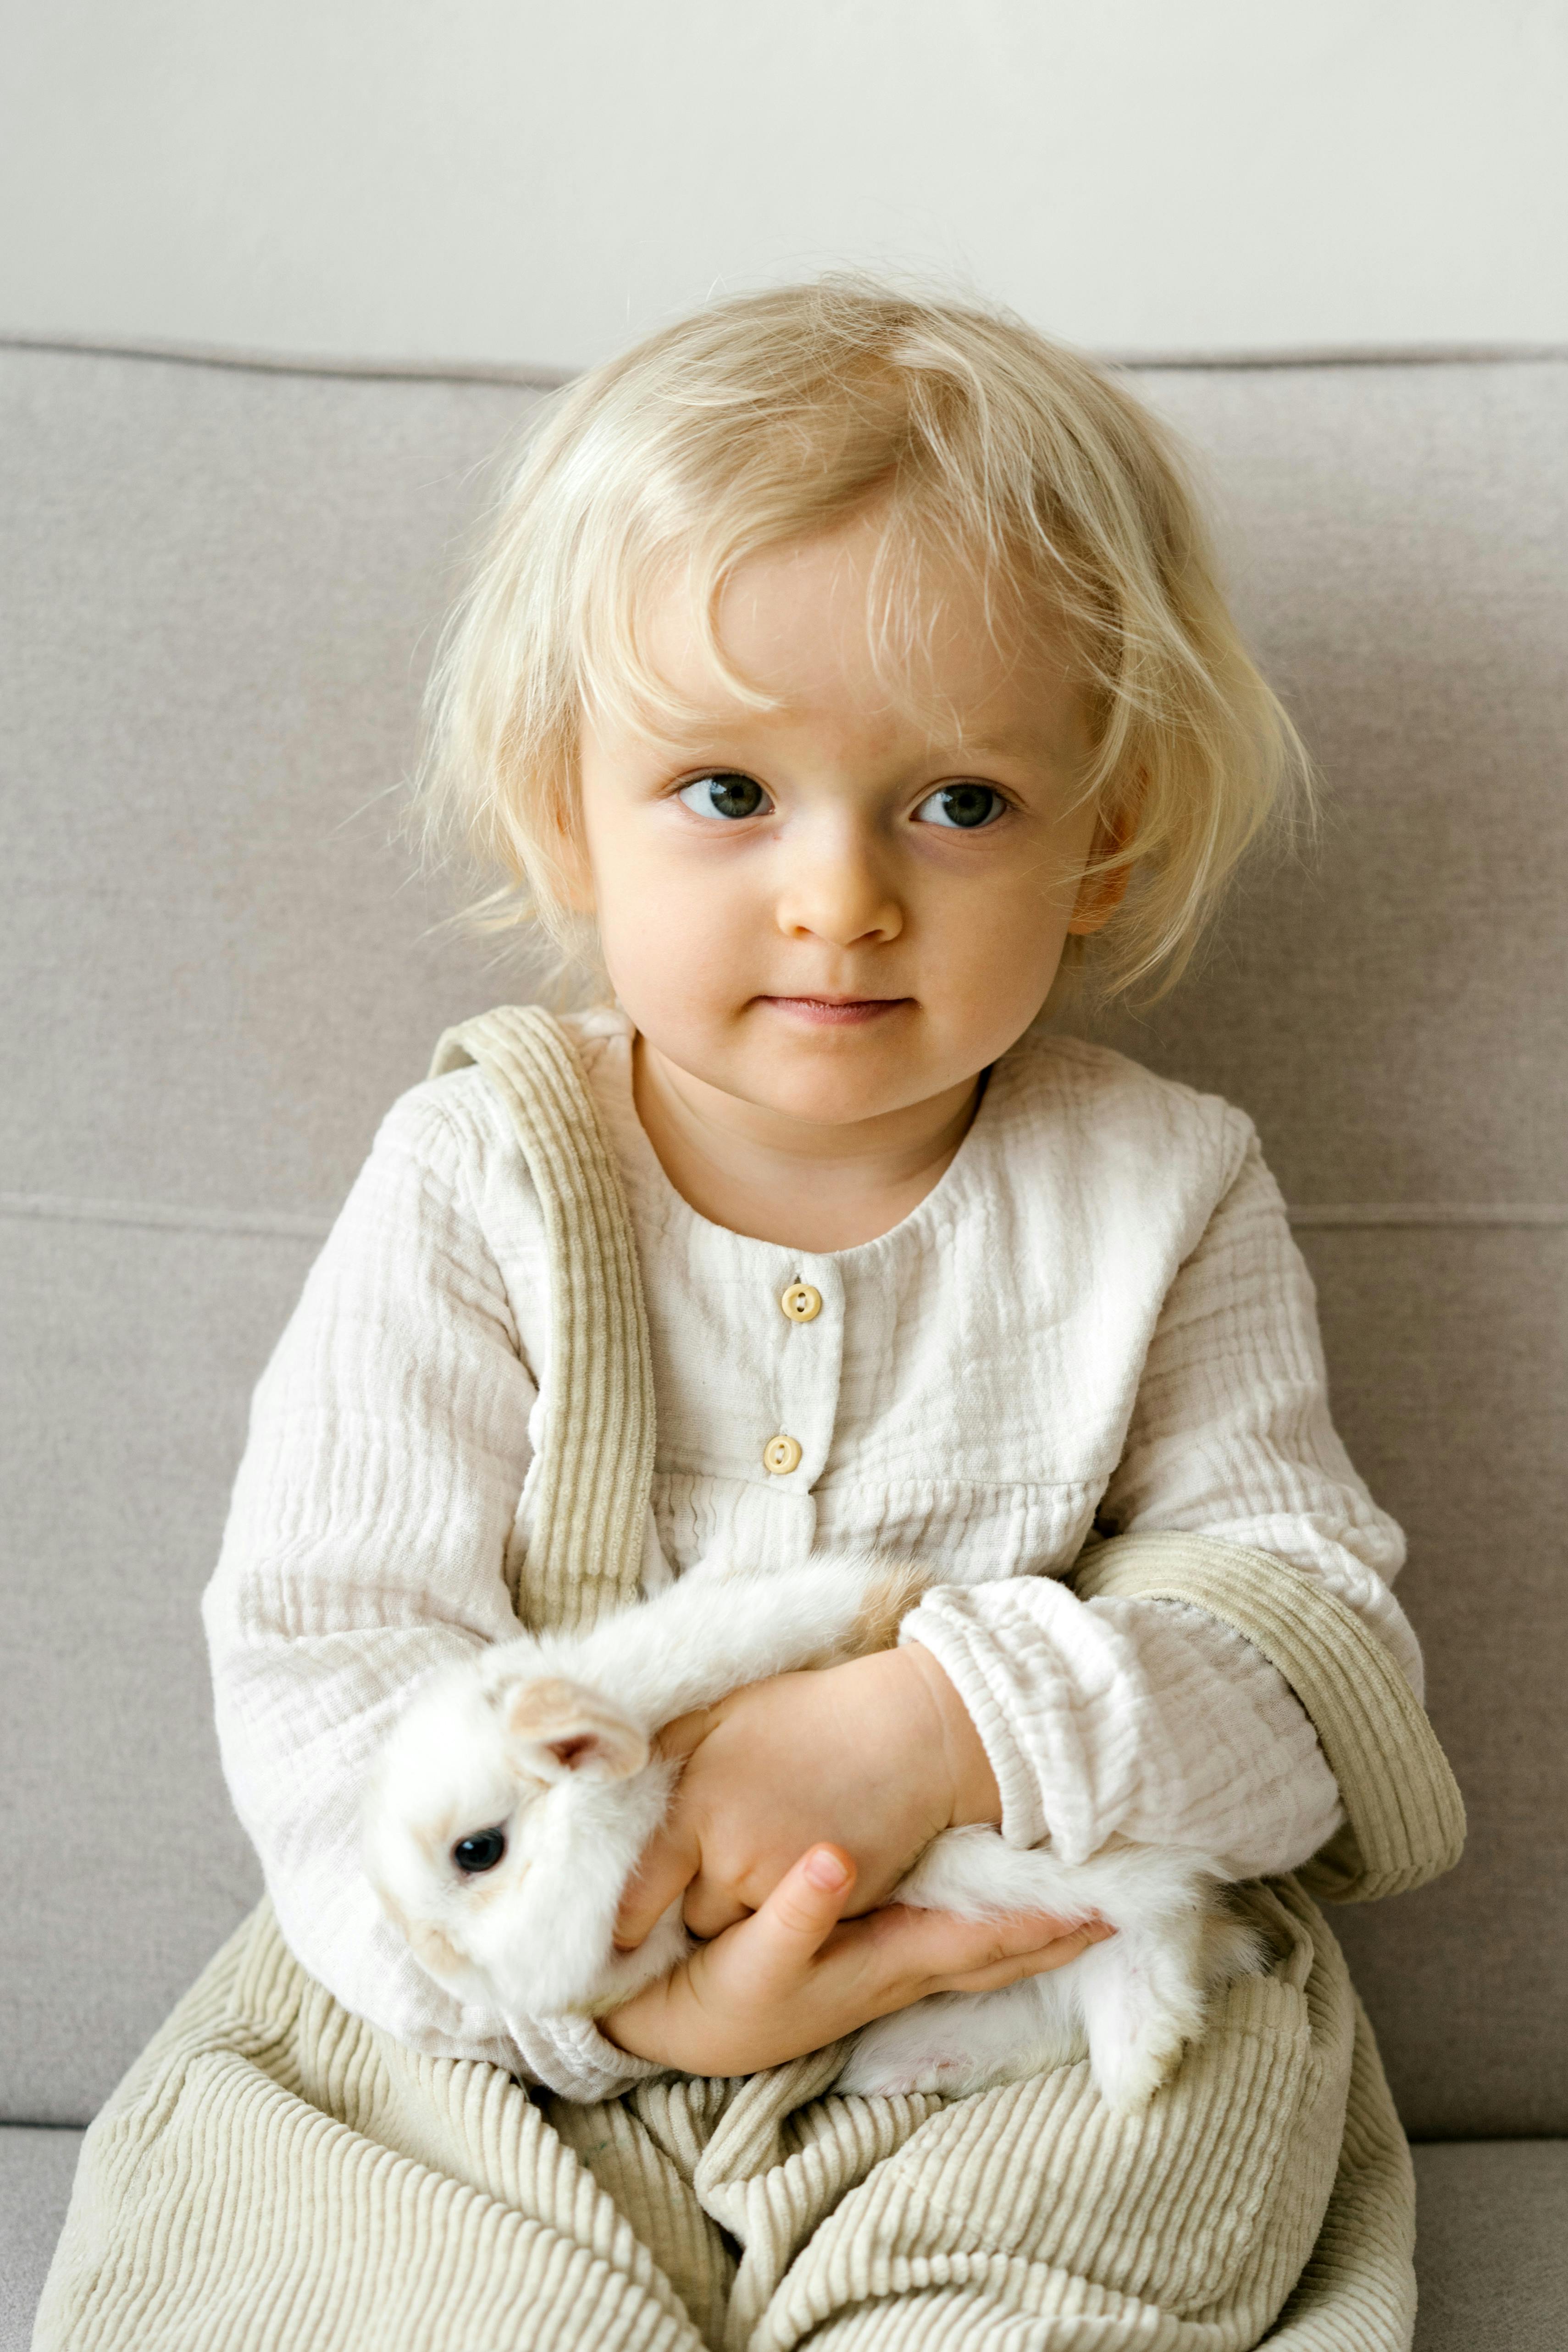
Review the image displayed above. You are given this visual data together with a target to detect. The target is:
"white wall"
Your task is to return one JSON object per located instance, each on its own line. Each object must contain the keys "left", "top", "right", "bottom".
{"left": 2, "top": 0, "right": 1564, "bottom": 370}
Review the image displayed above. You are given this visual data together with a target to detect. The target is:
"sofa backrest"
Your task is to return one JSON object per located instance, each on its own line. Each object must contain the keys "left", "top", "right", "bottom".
{"left": 2, "top": 338, "right": 1563, "bottom": 2138}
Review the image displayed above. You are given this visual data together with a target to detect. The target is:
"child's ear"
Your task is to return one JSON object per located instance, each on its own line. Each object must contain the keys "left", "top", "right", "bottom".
{"left": 503, "top": 1677, "right": 649, "bottom": 1782}
{"left": 1066, "top": 804, "right": 1136, "bottom": 937}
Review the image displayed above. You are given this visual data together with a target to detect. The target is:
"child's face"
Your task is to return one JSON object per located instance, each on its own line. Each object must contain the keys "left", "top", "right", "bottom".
{"left": 575, "top": 508, "right": 1115, "bottom": 1133}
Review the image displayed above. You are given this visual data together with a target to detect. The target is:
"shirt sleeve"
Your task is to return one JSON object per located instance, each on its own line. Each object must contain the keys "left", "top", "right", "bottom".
{"left": 901, "top": 1119, "right": 1416, "bottom": 1875}
{"left": 201, "top": 1079, "right": 661, "bottom": 2101}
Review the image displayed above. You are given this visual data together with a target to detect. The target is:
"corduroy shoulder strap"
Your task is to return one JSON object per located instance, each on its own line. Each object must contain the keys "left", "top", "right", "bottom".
{"left": 1073, "top": 1530, "right": 1466, "bottom": 1903}
{"left": 429, "top": 1005, "right": 655, "bottom": 1637}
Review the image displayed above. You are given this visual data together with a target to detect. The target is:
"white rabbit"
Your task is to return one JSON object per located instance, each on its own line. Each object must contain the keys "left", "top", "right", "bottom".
{"left": 363, "top": 1556, "right": 1260, "bottom": 2111}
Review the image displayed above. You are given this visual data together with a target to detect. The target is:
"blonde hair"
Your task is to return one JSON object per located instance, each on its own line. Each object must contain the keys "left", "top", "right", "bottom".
{"left": 416, "top": 277, "right": 1310, "bottom": 1001}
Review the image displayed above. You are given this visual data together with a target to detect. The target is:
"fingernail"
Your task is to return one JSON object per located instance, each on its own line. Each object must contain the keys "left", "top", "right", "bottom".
{"left": 804, "top": 1847, "right": 851, "bottom": 1891}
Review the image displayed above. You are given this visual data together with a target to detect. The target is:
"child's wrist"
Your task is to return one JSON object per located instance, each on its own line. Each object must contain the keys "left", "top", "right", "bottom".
{"left": 899, "top": 1642, "right": 1003, "bottom": 1830}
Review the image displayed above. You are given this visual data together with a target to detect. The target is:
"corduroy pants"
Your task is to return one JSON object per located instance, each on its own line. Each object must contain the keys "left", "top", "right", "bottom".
{"left": 35, "top": 1875, "right": 1414, "bottom": 2352}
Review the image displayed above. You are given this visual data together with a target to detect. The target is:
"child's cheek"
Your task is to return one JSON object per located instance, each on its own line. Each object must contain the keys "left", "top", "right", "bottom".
{"left": 595, "top": 848, "right": 765, "bottom": 1040}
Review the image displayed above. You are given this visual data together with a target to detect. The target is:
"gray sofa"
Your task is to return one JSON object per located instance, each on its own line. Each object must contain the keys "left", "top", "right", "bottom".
{"left": 1, "top": 335, "right": 1564, "bottom": 2349}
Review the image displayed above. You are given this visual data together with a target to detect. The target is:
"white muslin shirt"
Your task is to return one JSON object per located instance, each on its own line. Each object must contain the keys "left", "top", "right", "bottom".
{"left": 203, "top": 1010, "right": 1418, "bottom": 2101}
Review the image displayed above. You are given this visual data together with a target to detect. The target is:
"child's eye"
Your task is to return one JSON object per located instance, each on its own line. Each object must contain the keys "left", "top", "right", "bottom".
{"left": 913, "top": 784, "right": 1007, "bottom": 830}
{"left": 451, "top": 1826, "right": 507, "bottom": 1875}
{"left": 676, "top": 772, "right": 772, "bottom": 821}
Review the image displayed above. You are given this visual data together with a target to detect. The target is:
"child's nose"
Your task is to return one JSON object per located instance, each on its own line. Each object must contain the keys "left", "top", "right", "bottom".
{"left": 773, "top": 827, "right": 903, "bottom": 947}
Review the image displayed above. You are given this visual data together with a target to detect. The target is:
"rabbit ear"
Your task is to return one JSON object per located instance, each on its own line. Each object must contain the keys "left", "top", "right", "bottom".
{"left": 504, "top": 1676, "right": 649, "bottom": 1782}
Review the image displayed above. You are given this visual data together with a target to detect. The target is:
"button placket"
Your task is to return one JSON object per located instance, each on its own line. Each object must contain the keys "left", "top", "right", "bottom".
{"left": 764, "top": 1256, "right": 844, "bottom": 1488}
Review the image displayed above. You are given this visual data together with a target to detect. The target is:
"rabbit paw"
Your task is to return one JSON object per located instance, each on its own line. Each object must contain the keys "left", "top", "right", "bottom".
{"left": 1091, "top": 2016, "right": 1189, "bottom": 2113}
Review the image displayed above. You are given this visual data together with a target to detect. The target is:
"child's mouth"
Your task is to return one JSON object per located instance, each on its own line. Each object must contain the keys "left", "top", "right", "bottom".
{"left": 758, "top": 996, "right": 911, "bottom": 1027}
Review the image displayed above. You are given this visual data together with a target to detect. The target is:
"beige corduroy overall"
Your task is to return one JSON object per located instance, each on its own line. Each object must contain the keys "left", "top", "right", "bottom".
{"left": 35, "top": 1008, "right": 1466, "bottom": 2352}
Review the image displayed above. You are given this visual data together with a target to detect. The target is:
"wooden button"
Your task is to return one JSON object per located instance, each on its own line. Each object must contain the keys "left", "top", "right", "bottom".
{"left": 763, "top": 1433, "right": 803, "bottom": 1476}
{"left": 781, "top": 1281, "right": 822, "bottom": 1324}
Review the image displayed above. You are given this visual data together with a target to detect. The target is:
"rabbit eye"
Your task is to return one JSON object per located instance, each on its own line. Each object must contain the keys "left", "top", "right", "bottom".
{"left": 451, "top": 1826, "right": 507, "bottom": 1875}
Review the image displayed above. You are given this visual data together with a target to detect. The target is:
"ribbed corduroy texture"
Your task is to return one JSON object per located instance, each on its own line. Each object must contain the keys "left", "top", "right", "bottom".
{"left": 35, "top": 1010, "right": 1442, "bottom": 2350}
{"left": 1072, "top": 1533, "right": 1467, "bottom": 1903}
{"left": 33, "top": 1885, "right": 1416, "bottom": 2350}
{"left": 428, "top": 1007, "right": 654, "bottom": 1633}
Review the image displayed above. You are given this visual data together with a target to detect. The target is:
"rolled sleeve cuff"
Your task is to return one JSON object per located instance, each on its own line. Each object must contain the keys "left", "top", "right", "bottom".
{"left": 901, "top": 1584, "right": 1081, "bottom": 1853}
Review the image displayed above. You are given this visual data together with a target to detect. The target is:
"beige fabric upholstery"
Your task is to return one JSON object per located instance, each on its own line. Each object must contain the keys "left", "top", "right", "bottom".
{"left": 1, "top": 344, "right": 1564, "bottom": 2163}
{"left": 1409, "top": 2141, "right": 1568, "bottom": 2350}
{"left": 0, "top": 2130, "right": 83, "bottom": 2352}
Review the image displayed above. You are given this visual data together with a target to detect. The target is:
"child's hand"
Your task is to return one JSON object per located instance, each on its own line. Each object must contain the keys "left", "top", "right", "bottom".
{"left": 603, "top": 1843, "right": 1108, "bottom": 2076}
{"left": 615, "top": 1645, "right": 1004, "bottom": 1948}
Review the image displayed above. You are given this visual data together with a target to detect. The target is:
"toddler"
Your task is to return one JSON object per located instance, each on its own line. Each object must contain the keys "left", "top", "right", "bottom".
{"left": 61, "top": 281, "right": 1446, "bottom": 2351}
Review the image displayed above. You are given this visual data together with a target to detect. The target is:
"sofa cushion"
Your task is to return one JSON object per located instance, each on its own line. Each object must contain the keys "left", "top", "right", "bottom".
{"left": 2, "top": 346, "right": 531, "bottom": 2125}
{"left": 1, "top": 340, "right": 1564, "bottom": 2136}
{"left": 1085, "top": 356, "right": 1568, "bottom": 2139}
{"left": 1410, "top": 2140, "right": 1568, "bottom": 2351}
{"left": 0, "top": 2126, "right": 83, "bottom": 2352}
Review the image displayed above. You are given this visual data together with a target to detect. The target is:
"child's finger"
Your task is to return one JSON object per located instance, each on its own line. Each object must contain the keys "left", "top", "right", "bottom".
{"left": 940, "top": 1918, "right": 1115, "bottom": 1994}
{"left": 743, "top": 1845, "right": 859, "bottom": 1992}
{"left": 859, "top": 1903, "right": 1111, "bottom": 1996}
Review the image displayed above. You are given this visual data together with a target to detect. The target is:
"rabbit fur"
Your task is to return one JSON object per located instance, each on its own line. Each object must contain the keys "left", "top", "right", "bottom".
{"left": 363, "top": 1554, "right": 1261, "bottom": 2111}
